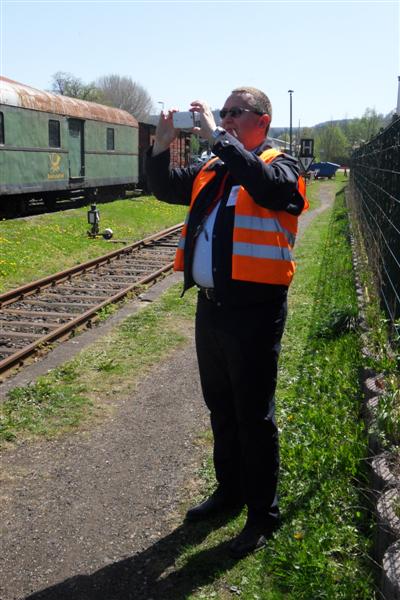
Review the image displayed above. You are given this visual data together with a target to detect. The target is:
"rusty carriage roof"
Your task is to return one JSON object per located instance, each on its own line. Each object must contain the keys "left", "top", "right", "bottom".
{"left": 0, "top": 76, "right": 138, "bottom": 127}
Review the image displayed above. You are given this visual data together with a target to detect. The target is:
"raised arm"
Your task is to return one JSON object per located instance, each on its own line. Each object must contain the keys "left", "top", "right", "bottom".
{"left": 146, "top": 111, "right": 201, "bottom": 206}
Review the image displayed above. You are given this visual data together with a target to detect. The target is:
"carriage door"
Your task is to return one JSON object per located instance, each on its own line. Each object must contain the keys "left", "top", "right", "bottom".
{"left": 68, "top": 119, "right": 85, "bottom": 179}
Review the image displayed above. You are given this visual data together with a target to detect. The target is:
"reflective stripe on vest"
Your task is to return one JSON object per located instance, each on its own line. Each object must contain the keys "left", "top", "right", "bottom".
{"left": 233, "top": 214, "right": 296, "bottom": 248}
{"left": 233, "top": 242, "right": 293, "bottom": 261}
{"left": 174, "top": 148, "right": 308, "bottom": 286}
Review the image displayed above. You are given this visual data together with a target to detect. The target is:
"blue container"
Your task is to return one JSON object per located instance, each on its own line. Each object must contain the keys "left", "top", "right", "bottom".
{"left": 309, "top": 162, "right": 340, "bottom": 178}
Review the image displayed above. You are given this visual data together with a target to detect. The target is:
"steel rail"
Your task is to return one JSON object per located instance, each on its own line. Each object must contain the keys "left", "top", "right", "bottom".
{"left": 0, "top": 223, "right": 183, "bottom": 375}
{"left": 0, "top": 223, "right": 183, "bottom": 308}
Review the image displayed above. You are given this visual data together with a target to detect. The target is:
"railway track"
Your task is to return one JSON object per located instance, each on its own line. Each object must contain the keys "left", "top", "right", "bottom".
{"left": 0, "top": 223, "right": 183, "bottom": 376}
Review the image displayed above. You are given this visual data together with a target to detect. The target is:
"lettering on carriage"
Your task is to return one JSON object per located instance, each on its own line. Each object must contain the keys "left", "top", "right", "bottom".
{"left": 48, "top": 153, "right": 65, "bottom": 180}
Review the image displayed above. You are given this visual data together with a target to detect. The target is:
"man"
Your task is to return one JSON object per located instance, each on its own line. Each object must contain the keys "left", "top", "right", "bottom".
{"left": 146, "top": 87, "right": 307, "bottom": 558}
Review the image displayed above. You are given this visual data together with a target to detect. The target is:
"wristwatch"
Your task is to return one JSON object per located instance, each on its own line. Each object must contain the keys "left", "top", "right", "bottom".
{"left": 212, "top": 126, "right": 226, "bottom": 140}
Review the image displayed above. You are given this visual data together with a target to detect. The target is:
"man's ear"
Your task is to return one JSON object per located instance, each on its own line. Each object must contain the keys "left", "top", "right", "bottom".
{"left": 259, "top": 114, "right": 271, "bottom": 129}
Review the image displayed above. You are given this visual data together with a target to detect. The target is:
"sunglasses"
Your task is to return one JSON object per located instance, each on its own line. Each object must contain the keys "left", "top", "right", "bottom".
{"left": 219, "top": 106, "right": 263, "bottom": 119}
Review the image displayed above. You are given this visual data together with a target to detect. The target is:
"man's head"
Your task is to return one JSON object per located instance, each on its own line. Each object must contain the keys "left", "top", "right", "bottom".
{"left": 220, "top": 86, "right": 272, "bottom": 150}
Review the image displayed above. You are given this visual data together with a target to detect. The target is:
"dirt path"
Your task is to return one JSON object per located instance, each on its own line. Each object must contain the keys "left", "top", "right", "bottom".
{"left": 0, "top": 184, "right": 337, "bottom": 600}
{"left": 297, "top": 183, "right": 335, "bottom": 241}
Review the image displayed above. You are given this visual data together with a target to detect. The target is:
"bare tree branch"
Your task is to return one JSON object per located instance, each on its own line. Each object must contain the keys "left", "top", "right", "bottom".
{"left": 96, "top": 74, "right": 154, "bottom": 121}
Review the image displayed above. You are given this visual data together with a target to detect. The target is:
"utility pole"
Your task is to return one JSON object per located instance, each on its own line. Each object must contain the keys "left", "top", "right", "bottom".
{"left": 288, "top": 90, "right": 294, "bottom": 155}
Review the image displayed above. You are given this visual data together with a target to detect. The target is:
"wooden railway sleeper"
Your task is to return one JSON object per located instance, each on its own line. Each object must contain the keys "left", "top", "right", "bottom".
{"left": 0, "top": 319, "right": 59, "bottom": 330}
{"left": 0, "top": 330, "right": 44, "bottom": 340}
{"left": 0, "top": 347, "right": 17, "bottom": 356}
{"left": 41, "top": 290, "right": 111, "bottom": 301}
{"left": 1, "top": 308, "right": 76, "bottom": 319}
{"left": 60, "top": 282, "right": 127, "bottom": 290}
{"left": 13, "top": 299, "right": 97, "bottom": 310}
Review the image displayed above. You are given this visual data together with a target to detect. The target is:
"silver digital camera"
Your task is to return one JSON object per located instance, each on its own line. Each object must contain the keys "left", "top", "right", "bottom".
{"left": 172, "top": 111, "right": 200, "bottom": 130}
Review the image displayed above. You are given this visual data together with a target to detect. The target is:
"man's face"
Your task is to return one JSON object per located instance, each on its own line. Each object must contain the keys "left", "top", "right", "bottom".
{"left": 220, "top": 93, "right": 270, "bottom": 150}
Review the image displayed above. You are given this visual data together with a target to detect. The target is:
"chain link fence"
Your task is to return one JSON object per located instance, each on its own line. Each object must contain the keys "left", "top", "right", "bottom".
{"left": 349, "top": 116, "right": 400, "bottom": 335}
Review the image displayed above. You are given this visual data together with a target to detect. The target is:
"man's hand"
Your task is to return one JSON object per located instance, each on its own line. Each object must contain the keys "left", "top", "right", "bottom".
{"left": 190, "top": 100, "right": 217, "bottom": 144}
{"left": 153, "top": 110, "right": 178, "bottom": 156}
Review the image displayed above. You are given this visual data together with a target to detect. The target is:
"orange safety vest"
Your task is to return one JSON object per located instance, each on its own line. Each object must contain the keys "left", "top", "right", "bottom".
{"left": 174, "top": 148, "right": 308, "bottom": 287}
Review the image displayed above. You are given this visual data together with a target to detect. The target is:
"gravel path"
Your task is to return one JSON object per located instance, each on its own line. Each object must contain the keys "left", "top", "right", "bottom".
{"left": 0, "top": 184, "right": 336, "bottom": 600}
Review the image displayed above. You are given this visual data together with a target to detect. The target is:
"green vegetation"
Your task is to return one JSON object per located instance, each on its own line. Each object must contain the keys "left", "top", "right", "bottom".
{"left": 292, "top": 108, "right": 389, "bottom": 164}
{"left": 166, "top": 186, "right": 373, "bottom": 599}
{"left": 375, "top": 384, "right": 400, "bottom": 448}
{"left": 348, "top": 199, "right": 400, "bottom": 452}
{"left": 0, "top": 284, "right": 197, "bottom": 443}
{"left": 303, "top": 171, "right": 348, "bottom": 212}
{"left": 266, "top": 190, "right": 372, "bottom": 599}
{"left": 0, "top": 175, "right": 348, "bottom": 293}
{"left": 0, "top": 197, "right": 186, "bottom": 292}
{"left": 304, "top": 177, "right": 328, "bottom": 211}
{"left": 0, "top": 379, "right": 91, "bottom": 442}
{"left": 0, "top": 183, "right": 375, "bottom": 598}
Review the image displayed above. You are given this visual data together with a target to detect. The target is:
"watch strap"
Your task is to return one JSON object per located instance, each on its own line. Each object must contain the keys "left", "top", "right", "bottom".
{"left": 212, "top": 126, "right": 226, "bottom": 140}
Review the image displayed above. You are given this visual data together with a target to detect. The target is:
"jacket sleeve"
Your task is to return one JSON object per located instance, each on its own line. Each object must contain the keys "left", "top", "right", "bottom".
{"left": 212, "top": 133, "right": 304, "bottom": 215}
{"left": 145, "top": 147, "right": 202, "bottom": 206}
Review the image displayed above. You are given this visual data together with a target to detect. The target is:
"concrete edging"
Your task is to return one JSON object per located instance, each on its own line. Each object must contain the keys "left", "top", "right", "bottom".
{"left": 382, "top": 539, "right": 400, "bottom": 600}
{"left": 375, "top": 487, "right": 400, "bottom": 564}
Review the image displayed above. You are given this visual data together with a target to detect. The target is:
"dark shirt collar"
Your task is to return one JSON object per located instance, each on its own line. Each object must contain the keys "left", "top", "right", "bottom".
{"left": 251, "top": 138, "right": 273, "bottom": 155}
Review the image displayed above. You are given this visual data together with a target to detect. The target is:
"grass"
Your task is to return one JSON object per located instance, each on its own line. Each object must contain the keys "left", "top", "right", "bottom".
{"left": 170, "top": 185, "right": 375, "bottom": 599}
{"left": 346, "top": 186, "right": 400, "bottom": 451}
{"left": 264, "top": 192, "right": 372, "bottom": 599}
{"left": 0, "top": 379, "right": 92, "bottom": 442}
{"left": 303, "top": 177, "right": 323, "bottom": 211}
{"left": 0, "top": 177, "right": 374, "bottom": 598}
{"left": 0, "top": 196, "right": 186, "bottom": 292}
{"left": 0, "top": 176, "right": 347, "bottom": 294}
{"left": 302, "top": 171, "right": 348, "bottom": 211}
{"left": 0, "top": 283, "right": 197, "bottom": 443}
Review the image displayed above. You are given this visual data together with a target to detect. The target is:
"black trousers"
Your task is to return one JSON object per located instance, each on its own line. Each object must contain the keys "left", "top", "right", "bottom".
{"left": 195, "top": 292, "right": 287, "bottom": 525}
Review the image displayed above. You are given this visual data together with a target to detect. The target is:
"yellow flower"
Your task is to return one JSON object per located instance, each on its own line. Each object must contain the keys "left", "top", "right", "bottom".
{"left": 294, "top": 531, "right": 304, "bottom": 540}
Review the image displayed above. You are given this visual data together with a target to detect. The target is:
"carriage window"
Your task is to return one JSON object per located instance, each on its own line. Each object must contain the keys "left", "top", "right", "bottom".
{"left": 0, "top": 112, "right": 4, "bottom": 145}
{"left": 49, "top": 120, "right": 61, "bottom": 147}
{"left": 107, "top": 128, "right": 115, "bottom": 151}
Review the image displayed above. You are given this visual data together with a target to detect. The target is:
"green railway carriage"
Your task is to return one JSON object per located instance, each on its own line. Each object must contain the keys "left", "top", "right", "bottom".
{"left": 0, "top": 77, "right": 139, "bottom": 214}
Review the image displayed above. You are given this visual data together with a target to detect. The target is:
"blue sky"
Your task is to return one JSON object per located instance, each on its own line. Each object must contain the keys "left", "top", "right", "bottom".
{"left": 1, "top": 0, "right": 399, "bottom": 126}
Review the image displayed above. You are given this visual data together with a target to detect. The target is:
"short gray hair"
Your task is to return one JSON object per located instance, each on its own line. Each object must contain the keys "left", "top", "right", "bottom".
{"left": 231, "top": 86, "right": 272, "bottom": 120}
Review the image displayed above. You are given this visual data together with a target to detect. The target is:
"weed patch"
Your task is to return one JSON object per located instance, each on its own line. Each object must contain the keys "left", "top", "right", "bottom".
{"left": 0, "top": 197, "right": 186, "bottom": 292}
{"left": 0, "top": 379, "right": 91, "bottom": 442}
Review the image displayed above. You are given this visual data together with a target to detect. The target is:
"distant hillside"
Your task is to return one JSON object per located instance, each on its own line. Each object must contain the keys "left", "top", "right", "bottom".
{"left": 271, "top": 120, "right": 359, "bottom": 136}
{"left": 272, "top": 112, "right": 393, "bottom": 135}
{"left": 313, "top": 119, "right": 357, "bottom": 129}
{"left": 144, "top": 112, "right": 394, "bottom": 141}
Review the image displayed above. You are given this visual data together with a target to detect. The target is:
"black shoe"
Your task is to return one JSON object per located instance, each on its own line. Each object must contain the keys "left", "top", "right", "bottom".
{"left": 185, "top": 489, "right": 243, "bottom": 522}
{"left": 229, "top": 519, "right": 279, "bottom": 559}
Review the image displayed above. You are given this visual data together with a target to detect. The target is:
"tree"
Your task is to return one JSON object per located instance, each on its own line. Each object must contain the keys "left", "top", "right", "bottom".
{"left": 315, "top": 122, "right": 348, "bottom": 163}
{"left": 51, "top": 71, "right": 103, "bottom": 102}
{"left": 190, "top": 135, "right": 200, "bottom": 156}
{"left": 359, "top": 107, "right": 385, "bottom": 141}
{"left": 342, "top": 119, "right": 363, "bottom": 151}
{"left": 96, "top": 74, "right": 153, "bottom": 121}
{"left": 299, "top": 127, "right": 315, "bottom": 139}
{"left": 278, "top": 131, "right": 290, "bottom": 143}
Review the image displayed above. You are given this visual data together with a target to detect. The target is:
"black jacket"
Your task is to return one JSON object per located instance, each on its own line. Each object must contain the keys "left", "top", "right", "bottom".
{"left": 146, "top": 131, "right": 304, "bottom": 306}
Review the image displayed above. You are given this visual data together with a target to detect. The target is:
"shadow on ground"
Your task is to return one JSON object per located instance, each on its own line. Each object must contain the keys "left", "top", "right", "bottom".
{"left": 25, "top": 510, "right": 242, "bottom": 600}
